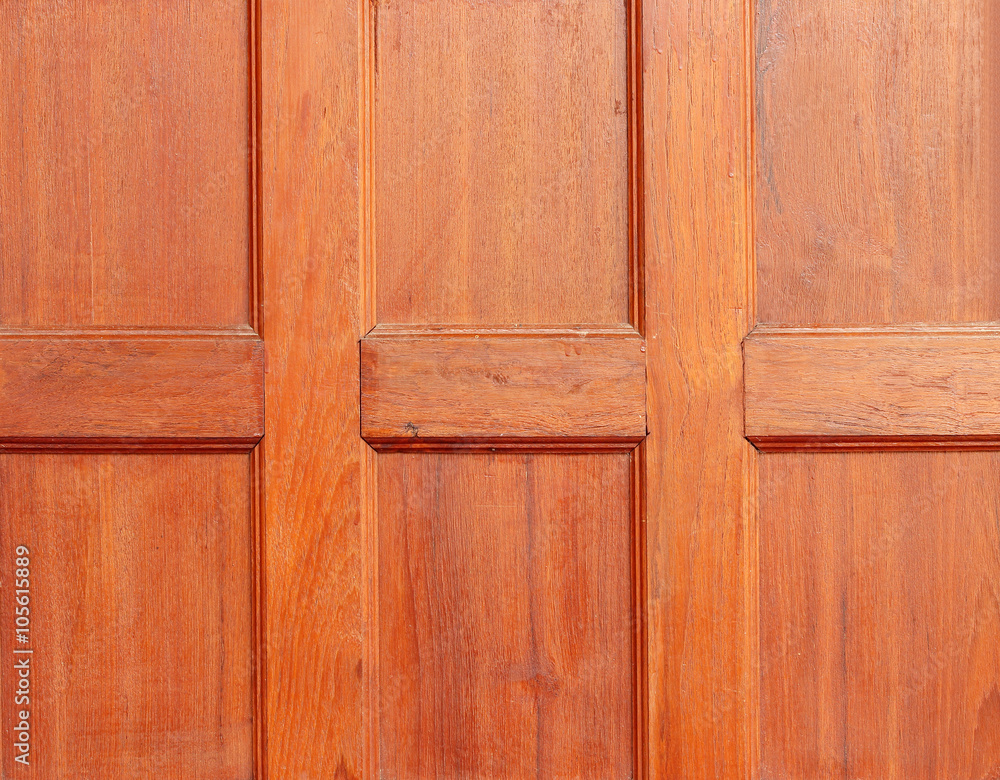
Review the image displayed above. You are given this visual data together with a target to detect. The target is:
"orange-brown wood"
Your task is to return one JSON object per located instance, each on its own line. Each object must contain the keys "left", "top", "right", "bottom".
{"left": 746, "top": 327, "right": 1000, "bottom": 449}
{"left": 752, "top": 1, "right": 1000, "bottom": 777}
{"left": 756, "top": 0, "right": 995, "bottom": 325}
{"left": 995, "top": 0, "right": 1000, "bottom": 283}
{"left": 643, "top": 0, "right": 756, "bottom": 777}
{"left": 0, "top": 453, "right": 254, "bottom": 778}
{"left": 760, "top": 452, "right": 1000, "bottom": 778}
{"left": 260, "top": 0, "right": 365, "bottom": 775}
{"left": 378, "top": 452, "right": 635, "bottom": 778}
{"left": 21, "top": 0, "right": 1000, "bottom": 775}
{"left": 374, "top": 0, "right": 630, "bottom": 325}
{"left": 1, "top": 2, "right": 262, "bottom": 777}
{"left": 361, "top": 328, "right": 646, "bottom": 450}
{"left": 0, "top": 334, "right": 263, "bottom": 449}
{"left": 362, "top": 0, "right": 644, "bottom": 776}
{"left": 0, "top": 2, "right": 251, "bottom": 328}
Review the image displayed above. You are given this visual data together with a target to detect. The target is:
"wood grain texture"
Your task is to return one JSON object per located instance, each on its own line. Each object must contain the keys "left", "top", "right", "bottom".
{"left": 643, "top": 0, "right": 756, "bottom": 777}
{"left": 0, "top": 1, "right": 250, "bottom": 327}
{"left": 361, "top": 328, "right": 646, "bottom": 450}
{"left": 756, "top": 0, "right": 996, "bottom": 325}
{"left": 0, "top": 453, "right": 254, "bottom": 779}
{"left": 760, "top": 452, "right": 1000, "bottom": 779}
{"left": 260, "top": 0, "right": 364, "bottom": 776}
{"left": 378, "top": 452, "right": 634, "bottom": 778}
{"left": 374, "top": 0, "right": 629, "bottom": 325}
{"left": 994, "top": 0, "right": 999, "bottom": 286}
{"left": 752, "top": 6, "right": 1000, "bottom": 779}
{"left": 365, "top": 0, "right": 643, "bottom": 775}
{"left": 746, "top": 327, "right": 1000, "bottom": 449}
{"left": 2, "top": 3, "right": 263, "bottom": 776}
{"left": 0, "top": 334, "right": 263, "bottom": 449}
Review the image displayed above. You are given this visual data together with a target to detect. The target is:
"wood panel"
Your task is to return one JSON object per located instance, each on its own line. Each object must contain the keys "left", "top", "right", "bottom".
{"left": 374, "top": 0, "right": 629, "bottom": 325}
{"left": 260, "top": 0, "right": 365, "bottom": 775}
{"left": 994, "top": 0, "right": 999, "bottom": 279}
{"left": 756, "top": 0, "right": 995, "bottom": 324}
{"left": 0, "top": 334, "right": 263, "bottom": 449}
{"left": 760, "top": 452, "right": 1000, "bottom": 778}
{"left": 0, "top": 453, "right": 253, "bottom": 779}
{"left": 644, "top": 0, "right": 755, "bottom": 777}
{"left": 378, "top": 452, "right": 634, "bottom": 778}
{"left": 361, "top": 328, "right": 646, "bottom": 450}
{"left": 0, "top": 1, "right": 250, "bottom": 327}
{"left": 745, "top": 327, "right": 1000, "bottom": 449}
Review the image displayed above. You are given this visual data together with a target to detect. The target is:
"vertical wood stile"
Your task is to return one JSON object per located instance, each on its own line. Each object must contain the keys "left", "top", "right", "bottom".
{"left": 644, "top": 0, "right": 756, "bottom": 776}
{"left": 744, "top": 0, "right": 760, "bottom": 775}
{"left": 262, "top": 0, "right": 364, "bottom": 775}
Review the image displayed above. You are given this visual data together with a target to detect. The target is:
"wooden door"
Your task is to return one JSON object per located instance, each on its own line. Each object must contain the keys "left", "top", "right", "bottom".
{"left": 3, "top": 0, "right": 998, "bottom": 778}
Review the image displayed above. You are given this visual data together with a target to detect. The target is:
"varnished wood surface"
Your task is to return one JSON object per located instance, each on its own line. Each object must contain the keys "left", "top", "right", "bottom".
{"left": 261, "top": 0, "right": 365, "bottom": 776}
{"left": 378, "top": 452, "right": 634, "bottom": 778}
{"left": 0, "top": 1, "right": 250, "bottom": 327}
{"left": 0, "top": 334, "right": 263, "bottom": 448}
{"left": 374, "top": 0, "right": 629, "bottom": 325}
{"left": 361, "top": 0, "right": 644, "bottom": 775}
{"left": 361, "top": 329, "right": 646, "bottom": 450}
{"left": 643, "top": 0, "right": 756, "bottom": 777}
{"left": 994, "top": 0, "right": 999, "bottom": 280}
{"left": 760, "top": 452, "right": 1000, "bottom": 778}
{"left": 2, "top": 2, "right": 262, "bottom": 777}
{"left": 751, "top": 3, "right": 1000, "bottom": 778}
{"left": 0, "top": 453, "right": 254, "bottom": 779}
{"left": 745, "top": 327, "right": 1000, "bottom": 449}
{"left": 756, "top": 0, "right": 996, "bottom": 325}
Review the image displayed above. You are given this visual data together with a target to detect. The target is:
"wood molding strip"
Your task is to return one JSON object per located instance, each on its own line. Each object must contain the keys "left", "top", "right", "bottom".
{"left": 745, "top": 327, "right": 1000, "bottom": 450}
{"left": 361, "top": 329, "right": 647, "bottom": 451}
{"left": 0, "top": 335, "right": 264, "bottom": 450}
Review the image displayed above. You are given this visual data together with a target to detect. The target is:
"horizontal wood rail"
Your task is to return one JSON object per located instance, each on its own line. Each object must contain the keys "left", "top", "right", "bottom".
{"left": 361, "top": 326, "right": 647, "bottom": 451}
{"left": 744, "top": 326, "right": 1000, "bottom": 450}
{"left": 0, "top": 330, "right": 264, "bottom": 450}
